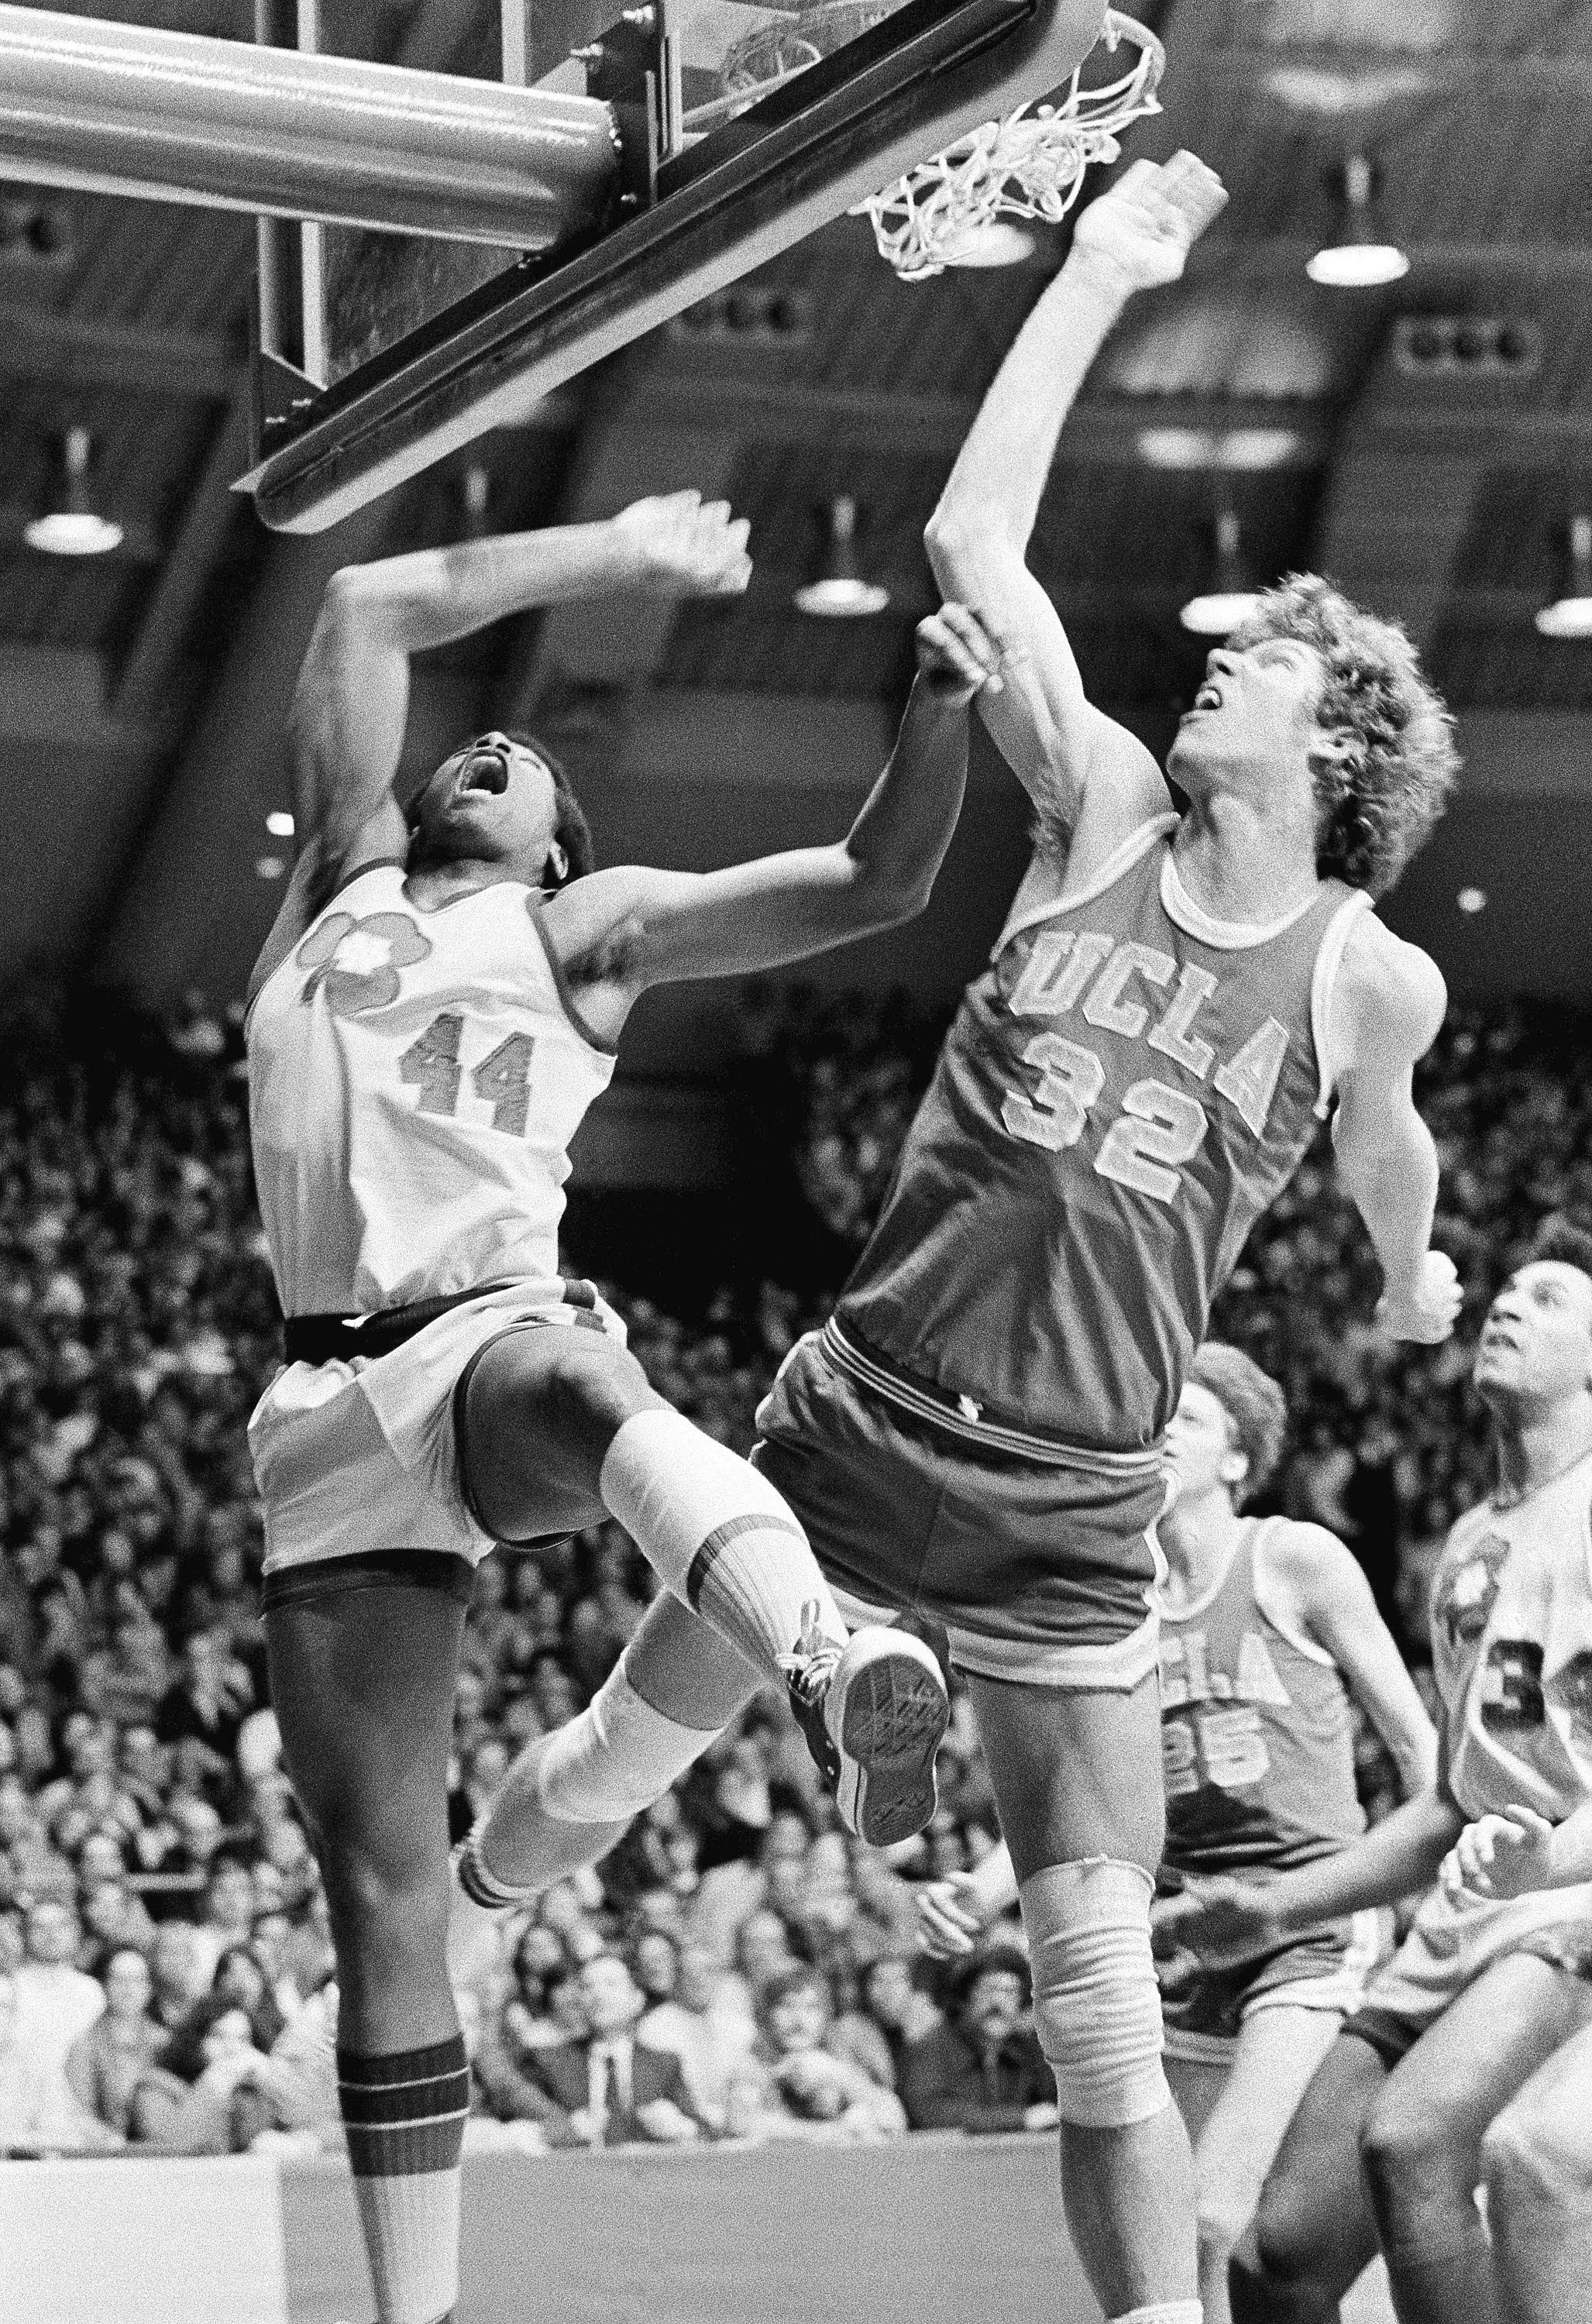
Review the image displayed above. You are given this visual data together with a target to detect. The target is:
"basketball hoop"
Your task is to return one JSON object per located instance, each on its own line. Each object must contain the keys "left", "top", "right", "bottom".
{"left": 854, "top": 9, "right": 1164, "bottom": 280}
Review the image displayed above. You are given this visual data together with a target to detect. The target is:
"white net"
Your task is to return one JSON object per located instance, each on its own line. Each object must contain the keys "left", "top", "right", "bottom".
{"left": 854, "top": 10, "right": 1165, "bottom": 281}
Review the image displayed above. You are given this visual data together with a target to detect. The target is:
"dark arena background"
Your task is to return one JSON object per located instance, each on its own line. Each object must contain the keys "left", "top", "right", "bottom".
{"left": 1, "top": 2, "right": 1590, "bottom": 2319}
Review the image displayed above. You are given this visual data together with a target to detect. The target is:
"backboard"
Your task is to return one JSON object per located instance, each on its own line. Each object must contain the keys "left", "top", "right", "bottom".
{"left": 243, "top": 0, "right": 1109, "bottom": 534}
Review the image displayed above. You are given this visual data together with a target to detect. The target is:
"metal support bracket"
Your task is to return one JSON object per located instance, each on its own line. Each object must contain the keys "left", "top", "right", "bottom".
{"left": 574, "top": 4, "right": 665, "bottom": 214}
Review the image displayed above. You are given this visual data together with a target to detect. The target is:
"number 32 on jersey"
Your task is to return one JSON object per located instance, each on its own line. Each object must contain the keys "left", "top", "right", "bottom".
{"left": 400, "top": 1011, "right": 535, "bottom": 1136}
{"left": 1001, "top": 1033, "right": 1207, "bottom": 1203}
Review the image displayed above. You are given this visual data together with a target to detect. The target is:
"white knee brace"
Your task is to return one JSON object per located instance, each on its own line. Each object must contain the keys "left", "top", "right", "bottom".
{"left": 1022, "top": 1857, "right": 1171, "bottom": 2131}
{"left": 536, "top": 1655, "right": 720, "bottom": 1824}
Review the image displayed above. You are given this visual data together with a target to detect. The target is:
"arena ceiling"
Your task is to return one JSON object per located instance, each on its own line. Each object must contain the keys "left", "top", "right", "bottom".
{"left": 1, "top": 0, "right": 1590, "bottom": 1024}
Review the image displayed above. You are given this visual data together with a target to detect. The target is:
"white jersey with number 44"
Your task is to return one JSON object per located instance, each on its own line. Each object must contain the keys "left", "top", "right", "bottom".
{"left": 247, "top": 862, "right": 615, "bottom": 1316}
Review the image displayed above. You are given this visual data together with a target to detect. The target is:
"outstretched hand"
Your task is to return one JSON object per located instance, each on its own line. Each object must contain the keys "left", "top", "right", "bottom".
{"left": 916, "top": 1868, "right": 989, "bottom": 1958}
{"left": 916, "top": 602, "right": 1005, "bottom": 706}
{"left": 1441, "top": 1806, "right": 1557, "bottom": 1905}
{"left": 1377, "top": 1250, "right": 1463, "bottom": 1345}
{"left": 1071, "top": 150, "right": 1228, "bottom": 299}
{"left": 611, "top": 490, "right": 753, "bottom": 597}
{"left": 1150, "top": 1873, "right": 1281, "bottom": 1968}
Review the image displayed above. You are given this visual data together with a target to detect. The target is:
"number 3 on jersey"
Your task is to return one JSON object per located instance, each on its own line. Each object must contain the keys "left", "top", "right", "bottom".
{"left": 1002, "top": 1030, "right": 1208, "bottom": 1205}
{"left": 401, "top": 1012, "right": 535, "bottom": 1136}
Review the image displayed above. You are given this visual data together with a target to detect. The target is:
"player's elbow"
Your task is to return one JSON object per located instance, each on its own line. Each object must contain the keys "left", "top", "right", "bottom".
{"left": 851, "top": 865, "right": 934, "bottom": 930}
{"left": 924, "top": 505, "right": 1019, "bottom": 596}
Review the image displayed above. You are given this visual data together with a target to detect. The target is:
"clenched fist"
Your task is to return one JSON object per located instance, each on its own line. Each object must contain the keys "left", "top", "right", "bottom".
{"left": 1071, "top": 150, "right": 1228, "bottom": 301}
{"left": 610, "top": 490, "right": 753, "bottom": 597}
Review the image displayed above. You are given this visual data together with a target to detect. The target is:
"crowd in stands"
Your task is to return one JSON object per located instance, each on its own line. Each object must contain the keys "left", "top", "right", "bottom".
{"left": 0, "top": 982, "right": 1587, "bottom": 2157}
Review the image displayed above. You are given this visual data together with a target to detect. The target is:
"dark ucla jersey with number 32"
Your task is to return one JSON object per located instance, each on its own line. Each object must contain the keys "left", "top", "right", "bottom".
{"left": 248, "top": 862, "right": 615, "bottom": 1317}
{"left": 837, "top": 818, "right": 1370, "bottom": 1457}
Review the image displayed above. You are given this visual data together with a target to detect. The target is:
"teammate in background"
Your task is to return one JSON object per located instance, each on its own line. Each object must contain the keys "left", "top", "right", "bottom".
{"left": 916, "top": 1342, "right": 1437, "bottom": 2324}
{"left": 1159, "top": 1222, "right": 1592, "bottom": 2324}
{"left": 246, "top": 497, "right": 1005, "bottom": 2324}
{"left": 463, "top": 153, "right": 1462, "bottom": 2324}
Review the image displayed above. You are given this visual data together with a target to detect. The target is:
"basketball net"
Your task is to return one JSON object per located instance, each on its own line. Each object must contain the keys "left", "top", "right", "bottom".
{"left": 854, "top": 9, "right": 1164, "bottom": 281}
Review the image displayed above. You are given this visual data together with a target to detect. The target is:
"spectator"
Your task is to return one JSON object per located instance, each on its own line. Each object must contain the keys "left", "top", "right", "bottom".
{"left": 520, "top": 1952, "right": 707, "bottom": 2147}
{"left": 724, "top": 1966, "right": 905, "bottom": 2144}
{"left": 636, "top": 1941, "right": 758, "bottom": 2130}
{"left": 860, "top": 1951, "right": 947, "bottom": 2090}
{"left": 0, "top": 1966, "right": 105, "bottom": 2150}
{"left": 211, "top": 1941, "right": 287, "bottom": 2050}
{"left": 65, "top": 1945, "right": 163, "bottom": 2139}
{"left": 129, "top": 1993, "right": 277, "bottom": 2153}
{"left": 12, "top": 1899, "right": 104, "bottom": 2082}
{"left": 898, "top": 1944, "right": 1058, "bottom": 2136}
{"left": 147, "top": 1919, "right": 209, "bottom": 2037}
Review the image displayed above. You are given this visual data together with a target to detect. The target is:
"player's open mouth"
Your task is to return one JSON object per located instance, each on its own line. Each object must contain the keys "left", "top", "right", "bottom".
{"left": 1191, "top": 683, "right": 1222, "bottom": 713}
{"left": 459, "top": 749, "right": 509, "bottom": 797}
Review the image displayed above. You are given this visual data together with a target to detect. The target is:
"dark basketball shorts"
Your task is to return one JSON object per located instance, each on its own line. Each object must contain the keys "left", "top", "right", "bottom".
{"left": 750, "top": 1329, "right": 1170, "bottom": 1690}
{"left": 1155, "top": 1893, "right": 1391, "bottom": 2064}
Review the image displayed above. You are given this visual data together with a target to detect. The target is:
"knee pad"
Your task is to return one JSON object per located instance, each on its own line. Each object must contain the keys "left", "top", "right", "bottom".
{"left": 536, "top": 1654, "right": 720, "bottom": 1824}
{"left": 1023, "top": 1857, "right": 1171, "bottom": 2130}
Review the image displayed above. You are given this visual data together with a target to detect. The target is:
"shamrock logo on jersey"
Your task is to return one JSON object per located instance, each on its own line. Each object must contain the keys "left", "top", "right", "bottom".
{"left": 297, "top": 911, "right": 432, "bottom": 1016}
{"left": 1433, "top": 1531, "right": 1510, "bottom": 1652}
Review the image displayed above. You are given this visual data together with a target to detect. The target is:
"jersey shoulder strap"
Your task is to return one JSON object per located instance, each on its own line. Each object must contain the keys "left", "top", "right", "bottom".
{"left": 993, "top": 813, "right": 1178, "bottom": 958}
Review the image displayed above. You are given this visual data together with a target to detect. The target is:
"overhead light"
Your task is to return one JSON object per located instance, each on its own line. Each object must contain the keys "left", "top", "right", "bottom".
{"left": 265, "top": 810, "right": 296, "bottom": 839}
{"left": 794, "top": 496, "right": 890, "bottom": 618}
{"left": 1138, "top": 427, "right": 1301, "bottom": 473}
{"left": 256, "top": 855, "right": 287, "bottom": 882}
{"left": 1179, "top": 508, "right": 1263, "bottom": 637}
{"left": 1456, "top": 888, "right": 1487, "bottom": 914}
{"left": 939, "top": 220, "right": 1036, "bottom": 270}
{"left": 24, "top": 425, "right": 123, "bottom": 556}
{"left": 1535, "top": 514, "right": 1592, "bottom": 639}
{"left": 461, "top": 461, "right": 491, "bottom": 541}
{"left": 1306, "top": 155, "right": 1409, "bottom": 289}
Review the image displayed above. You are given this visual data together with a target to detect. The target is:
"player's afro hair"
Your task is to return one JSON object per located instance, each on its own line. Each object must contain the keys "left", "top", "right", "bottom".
{"left": 1187, "top": 1342, "right": 1288, "bottom": 1507}
{"left": 1227, "top": 575, "right": 1459, "bottom": 899}
{"left": 412, "top": 728, "right": 595, "bottom": 891}
{"left": 501, "top": 727, "right": 594, "bottom": 890}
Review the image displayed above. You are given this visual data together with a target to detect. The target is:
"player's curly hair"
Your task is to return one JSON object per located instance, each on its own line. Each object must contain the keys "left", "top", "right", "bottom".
{"left": 1527, "top": 1213, "right": 1592, "bottom": 1287}
{"left": 1227, "top": 575, "right": 1459, "bottom": 899}
{"left": 1187, "top": 1342, "right": 1288, "bottom": 1507}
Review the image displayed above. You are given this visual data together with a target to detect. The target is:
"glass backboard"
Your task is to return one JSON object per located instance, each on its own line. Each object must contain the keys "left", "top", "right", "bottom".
{"left": 245, "top": 0, "right": 1109, "bottom": 532}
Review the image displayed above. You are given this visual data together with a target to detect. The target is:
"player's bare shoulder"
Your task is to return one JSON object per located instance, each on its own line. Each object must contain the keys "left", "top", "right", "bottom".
{"left": 1332, "top": 910, "right": 1448, "bottom": 1070}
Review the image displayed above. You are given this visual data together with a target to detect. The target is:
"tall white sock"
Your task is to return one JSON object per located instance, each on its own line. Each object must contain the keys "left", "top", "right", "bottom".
{"left": 598, "top": 1408, "right": 844, "bottom": 1680}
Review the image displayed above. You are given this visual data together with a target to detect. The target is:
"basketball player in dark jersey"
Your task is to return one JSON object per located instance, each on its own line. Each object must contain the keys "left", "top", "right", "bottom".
{"left": 916, "top": 1343, "right": 1436, "bottom": 2324}
{"left": 461, "top": 153, "right": 1463, "bottom": 2324}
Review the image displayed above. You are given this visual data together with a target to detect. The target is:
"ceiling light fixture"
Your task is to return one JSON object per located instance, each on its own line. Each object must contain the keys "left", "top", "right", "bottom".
{"left": 1137, "top": 426, "right": 1301, "bottom": 473}
{"left": 24, "top": 425, "right": 123, "bottom": 556}
{"left": 1535, "top": 514, "right": 1592, "bottom": 640}
{"left": 265, "top": 810, "right": 296, "bottom": 839}
{"left": 461, "top": 460, "right": 491, "bottom": 541}
{"left": 1306, "top": 155, "right": 1409, "bottom": 289}
{"left": 1179, "top": 507, "right": 1263, "bottom": 637}
{"left": 1456, "top": 888, "right": 1487, "bottom": 915}
{"left": 793, "top": 495, "right": 890, "bottom": 618}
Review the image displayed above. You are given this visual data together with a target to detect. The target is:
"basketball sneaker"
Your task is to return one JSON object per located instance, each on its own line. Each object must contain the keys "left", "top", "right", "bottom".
{"left": 781, "top": 1603, "right": 950, "bottom": 1848}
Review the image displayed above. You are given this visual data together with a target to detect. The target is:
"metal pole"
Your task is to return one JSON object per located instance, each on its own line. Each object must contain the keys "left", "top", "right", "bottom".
{"left": 0, "top": 3, "right": 620, "bottom": 247}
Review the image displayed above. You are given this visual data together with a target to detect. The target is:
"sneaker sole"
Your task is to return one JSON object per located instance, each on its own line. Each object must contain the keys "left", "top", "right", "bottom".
{"left": 828, "top": 1631, "right": 950, "bottom": 1848}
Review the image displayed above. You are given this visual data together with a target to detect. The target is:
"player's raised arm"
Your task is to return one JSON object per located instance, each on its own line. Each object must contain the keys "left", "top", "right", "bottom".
{"left": 1326, "top": 918, "right": 1462, "bottom": 1345}
{"left": 548, "top": 603, "right": 999, "bottom": 998}
{"left": 924, "top": 151, "right": 1226, "bottom": 850}
{"left": 1278, "top": 1525, "right": 1439, "bottom": 1799}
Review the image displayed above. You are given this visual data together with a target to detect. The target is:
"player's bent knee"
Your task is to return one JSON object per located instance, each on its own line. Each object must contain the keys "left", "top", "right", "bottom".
{"left": 1229, "top": 2212, "right": 1316, "bottom": 2312}
{"left": 1358, "top": 2092, "right": 1439, "bottom": 2205}
{"left": 1197, "top": 2188, "right": 1255, "bottom": 2264}
{"left": 1023, "top": 1857, "right": 1170, "bottom": 2130}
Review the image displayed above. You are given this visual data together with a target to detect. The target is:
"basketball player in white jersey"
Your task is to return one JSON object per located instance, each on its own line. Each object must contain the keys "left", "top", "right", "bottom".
{"left": 246, "top": 494, "right": 1004, "bottom": 2324}
{"left": 458, "top": 156, "right": 1465, "bottom": 2324}
{"left": 1160, "top": 1219, "right": 1592, "bottom": 2324}
{"left": 1441, "top": 1801, "right": 1592, "bottom": 2324}
{"left": 915, "top": 1342, "right": 1436, "bottom": 2324}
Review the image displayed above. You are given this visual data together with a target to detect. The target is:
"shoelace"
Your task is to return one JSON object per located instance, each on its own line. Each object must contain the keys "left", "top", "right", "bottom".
{"left": 776, "top": 1598, "right": 843, "bottom": 1702}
